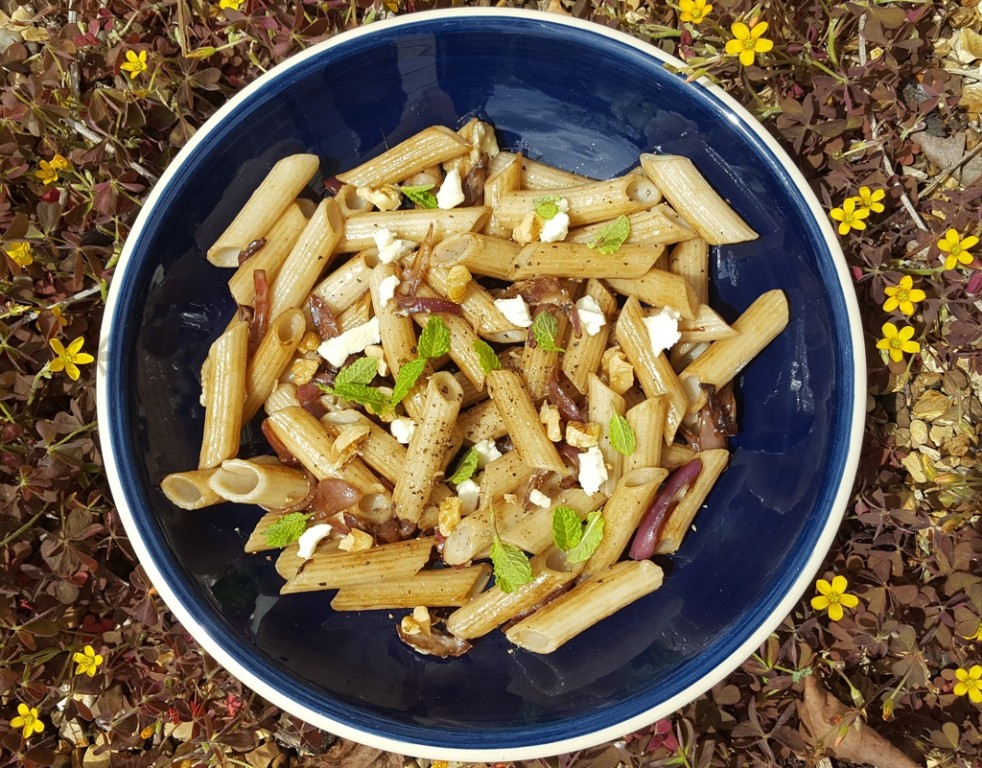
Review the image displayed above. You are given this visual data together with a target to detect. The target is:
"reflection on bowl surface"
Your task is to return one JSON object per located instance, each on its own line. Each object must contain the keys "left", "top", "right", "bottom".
{"left": 98, "top": 8, "right": 863, "bottom": 760}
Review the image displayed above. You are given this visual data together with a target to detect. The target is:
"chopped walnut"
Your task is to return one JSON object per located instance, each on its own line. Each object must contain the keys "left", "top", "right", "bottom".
{"left": 400, "top": 605, "right": 432, "bottom": 636}
{"left": 338, "top": 528, "right": 374, "bottom": 552}
{"left": 332, "top": 424, "right": 370, "bottom": 465}
{"left": 290, "top": 357, "right": 320, "bottom": 386}
{"left": 356, "top": 185, "right": 401, "bottom": 211}
{"left": 298, "top": 331, "right": 322, "bottom": 354}
{"left": 438, "top": 496, "right": 463, "bottom": 538}
{"left": 512, "top": 211, "right": 542, "bottom": 245}
{"left": 539, "top": 402, "right": 563, "bottom": 442}
{"left": 445, "top": 264, "right": 472, "bottom": 303}
{"left": 567, "top": 420, "right": 601, "bottom": 449}
{"left": 602, "top": 345, "right": 635, "bottom": 394}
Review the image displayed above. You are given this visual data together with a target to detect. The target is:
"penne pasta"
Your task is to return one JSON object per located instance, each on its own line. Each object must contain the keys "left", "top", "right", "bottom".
{"left": 161, "top": 468, "right": 223, "bottom": 510}
{"left": 486, "top": 369, "right": 567, "bottom": 475}
{"left": 331, "top": 564, "right": 492, "bottom": 610}
{"left": 198, "top": 319, "right": 249, "bottom": 469}
{"left": 337, "top": 207, "right": 490, "bottom": 252}
{"left": 605, "top": 267, "right": 699, "bottom": 320}
{"left": 336, "top": 126, "right": 470, "bottom": 187}
{"left": 227, "top": 202, "right": 309, "bottom": 306}
{"left": 208, "top": 457, "right": 311, "bottom": 508}
{"left": 656, "top": 448, "right": 730, "bottom": 554}
{"left": 243, "top": 308, "right": 306, "bottom": 420}
{"left": 510, "top": 242, "right": 664, "bottom": 280}
{"left": 281, "top": 538, "right": 435, "bottom": 593}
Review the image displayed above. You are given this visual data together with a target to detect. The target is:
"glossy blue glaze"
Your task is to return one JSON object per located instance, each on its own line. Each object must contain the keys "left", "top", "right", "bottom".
{"left": 100, "top": 10, "right": 861, "bottom": 756}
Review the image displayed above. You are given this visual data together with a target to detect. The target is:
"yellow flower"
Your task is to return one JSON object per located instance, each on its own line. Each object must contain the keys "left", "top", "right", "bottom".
{"left": 829, "top": 197, "right": 869, "bottom": 235}
{"left": 810, "top": 575, "right": 859, "bottom": 621}
{"left": 938, "top": 228, "right": 978, "bottom": 270}
{"left": 4, "top": 241, "right": 33, "bottom": 267}
{"left": 964, "top": 620, "right": 982, "bottom": 642}
{"left": 35, "top": 158, "right": 64, "bottom": 185}
{"left": 73, "top": 645, "right": 104, "bottom": 677}
{"left": 882, "top": 275, "right": 926, "bottom": 316}
{"left": 678, "top": 0, "right": 712, "bottom": 24}
{"left": 857, "top": 185, "right": 885, "bottom": 214}
{"left": 120, "top": 49, "right": 148, "bottom": 79}
{"left": 724, "top": 21, "right": 774, "bottom": 67}
{"left": 954, "top": 665, "right": 982, "bottom": 704}
{"left": 49, "top": 336, "right": 95, "bottom": 381}
{"left": 876, "top": 322, "right": 919, "bottom": 363}
{"left": 10, "top": 703, "right": 44, "bottom": 739}
{"left": 219, "top": 0, "right": 245, "bottom": 8}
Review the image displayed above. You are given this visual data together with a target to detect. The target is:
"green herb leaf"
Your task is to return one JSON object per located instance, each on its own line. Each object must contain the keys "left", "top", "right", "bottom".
{"left": 533, "top": 194, "right": 563, "bottom": 221}
{"left": 588, "top": 214, "right": 631, "bottom": 254}
{"left": 473, "top": 339, "right": 501, "bottom": 374}
{"left": 490, "top": 535, "right": 533, "bottom": 593}
{"left": 334, "top": 356, "right": 379, "bottom": 387}
{"left": 565, "top": 510, "right": 605, "bottom": 563}
{"left": 400, "top": 184, "right": 438, "bottom": 209}
{"left": 330, "top": 382, "right": 388, "bottom": 414}
{"left": 448, "top": 447, "right": 479, "bottom": 485}
{"left": 609, "top": 413, "right": 637, "bottom": 456}
{"left": 389, "top": 357, "right": 426, "bottom": 407}
{"left": 552, "top": 505, "right": 583, "bottom": 552}
{"left": 531, "top": 311, "right": 564, "bottom": 352}
{"left": 265, "top": 512, "right": 312, "bottom": 549}
{"left": 417, "top": 316, "right": 451, "bottom": 360}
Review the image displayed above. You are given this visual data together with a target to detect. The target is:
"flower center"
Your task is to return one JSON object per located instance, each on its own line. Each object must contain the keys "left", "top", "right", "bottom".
{"left": 896, "top": 289, "right": 909, "bottom": 301}
{"left": 890, "top": 338, "right": 902, "bottom": 350}
{"left": 743, "top": 39, "right": 757, "bottom": 50}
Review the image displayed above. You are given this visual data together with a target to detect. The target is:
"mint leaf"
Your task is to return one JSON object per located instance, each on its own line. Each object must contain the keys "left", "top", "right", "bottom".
{"left": 533, "top": 195, "right": 563, "bottom": 220}
{"left": 389, "top": 357, "right": 426, "bottom": 407}
{"left": 417, "top": 316, "right": 451, "bottom": 360}
{"left": 448, "top": 447, "right": 479, "bottom": 485}
{"left": 552, "top": 505, "right": 583, "bottom": 552}
{"left": 334, "top": 356, "right": 378, "bottom": 387}
{"left": 609, "top": 413, "right": 637, "bottom": 456}
{"left": 331, "top": 382, "right": 388, "bottom": 414}
{"left": 473, "top": 339, "right": 501, "bottom": 374}
{"left": 490, "top": 535, "right": 533, "bottom": 593}
{"left": 265, "top": 512, "right": 311, "bottom": 549}
{"left": 588, "top": 215, "right": 631, "bottom": 254}
{"left": 565, "top": 510, "right": 605, "bottom": 563}
{"left": 400, "top": 184, "right": 438, "bottom": 209}
{"left": 531, "top": 311, "right": 564, "bottom": 352}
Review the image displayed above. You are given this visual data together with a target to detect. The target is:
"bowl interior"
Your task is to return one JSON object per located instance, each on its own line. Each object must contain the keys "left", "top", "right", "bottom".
{"left": 100, "top": 10, "right": 859, "bottom": 756}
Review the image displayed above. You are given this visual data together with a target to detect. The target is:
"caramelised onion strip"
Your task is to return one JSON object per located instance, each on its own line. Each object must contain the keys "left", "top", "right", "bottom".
{"left": 237, "top": 238, "right": 266, "bottom": 265}
{"left": 462, "top": 154, "right": 489, "bottom": 207}
{"left": 394, "top": 295, "right": 464, "bottom": 316}
{"left": 268, "top": 468, "right": 318, "bottom": 515}
{"left": 404, "top": 224, "right": 435, "bottom": 296}
{"left": 547, "top": 370, "right": 583, "bottom": 423}
{"left": 249, "top": 268, "right": 270, "bottom": 353}
{"left": 309, "top": 294, "right": 340, "bottom": 340}
{"left": 310, "top": 478, "right": 364, "bottom": 518}
{"left": 629, "top": 458, "right": 703, "bottom": 561}
{"left": 261, "top": 418, "right": 301, "bottom": 467}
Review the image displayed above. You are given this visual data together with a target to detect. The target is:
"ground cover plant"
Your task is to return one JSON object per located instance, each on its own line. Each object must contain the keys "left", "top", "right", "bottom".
{"left": 1, "top": 0, "right": 980, "bottom": 766}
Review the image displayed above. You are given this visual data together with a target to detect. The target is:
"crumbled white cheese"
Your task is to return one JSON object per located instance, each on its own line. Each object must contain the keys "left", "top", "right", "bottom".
{"left": 642, "top": 307, "right": 682, "bottom": 356}
{"left": 436, "top": 168, "right": 466, "bottom": 209}
{"left": 456, "top": 478, "right": 481, "bottom": 514}
{"left": 296, "top": 523, "right": 332, "bottom": 561}
{"left": 540, "top": 211, "right": 570, "bottom": 242}
{"left": 473, "top": 439, "right": 502, "bottom": 468}
{"left": 372, "top": 228, "right": 416, "bottom": 264}
{"left": 317, "top": 317, "right": 381, "bottom": 367}
{"left": 390, "top": 417, "right": 417, "bottom": 445}
{"left": 493, "top": 296, "right": 533, "bottom": 328}
{"left": 575, "top": 295, "right": 607, "bottom": 337}
{"left": 378, "top": 274, "right": 400, "bottom": 308}
{"left": 528, "top": 489, "right": 552, "bottom": 509}
{"left": 578, "top": 445, "right": 608, "bottom": 495}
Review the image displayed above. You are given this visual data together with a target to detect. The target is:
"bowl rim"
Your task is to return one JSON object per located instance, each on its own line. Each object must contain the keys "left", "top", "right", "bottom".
{"left": 97, "top": 6, "right": 867, "bottom": 761}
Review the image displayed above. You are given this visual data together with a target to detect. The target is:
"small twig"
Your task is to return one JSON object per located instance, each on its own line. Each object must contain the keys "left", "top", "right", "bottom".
{"left": 857, "top": 11, "right": 867, "bottom": 68}
{"left": 62, "top": 116, "right": 159, "bottom": 183}
{"left": 871, "top": 118, "right": 928, "bottom": 232}
{"left": 919, "top": 140, "right": 982, "bottom": 199}
{"left": 944, "top": 66, "right": 982, "bottom": 82}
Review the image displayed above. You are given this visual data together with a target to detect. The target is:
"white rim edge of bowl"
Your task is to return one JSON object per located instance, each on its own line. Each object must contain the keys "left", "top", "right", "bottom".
{"left": 96, "top": 7, "right": 867, "bottom": 762}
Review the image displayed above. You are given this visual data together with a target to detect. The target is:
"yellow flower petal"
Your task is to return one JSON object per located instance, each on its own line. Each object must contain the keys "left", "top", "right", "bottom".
{"left": 811, "top": 595, "right": 831, "bottom": 611}
{"left": 739, "top": 49, "right": 756, "bottom": 67}
{"left": 830, "top": 575, "right": 849, "bottom": 594}
{"left": 731, "top": 21, "right": 750, "bottom": 40}
{"left": 828, "top": 602, "right": 844, "bottom": 621}
{"left": 815, "top": 578, "right": 832, "bottom": 596}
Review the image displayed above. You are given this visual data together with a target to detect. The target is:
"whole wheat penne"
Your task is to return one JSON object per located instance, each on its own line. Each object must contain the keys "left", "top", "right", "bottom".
{"left": 338, "top": 207, "right": 490, "bottom": 252}
{"left": 243, "top": 308, "right": 306, "bottom": 420}
{"left": 265, "top": 406, "right": 386, "bottom": 494}
{"left": 309, "top": 251, "right": 376, "bottom": 314}
{"left": 521, "top": 308, "right": 568, "bottom": 401}
{"left": 432, "top": 232, "right": 521, "bottom": 280}
{"left": 605, "top": 267, "right": 699, "bottom": 320}
{"left": 334, "top": 184, "right": 375, "bottom": 218}
{"left": 614, "top": 296, "right": 688, "bottom": 443}
{"left": 458, "top": 399, "right": 509, "bottom": 444}
{"left": 321, "top": 409, "right": 404, "bottom": 486}
{"left": 337, "top": 292, "right": 373, "bottom": 332}
{"left": 263, "top": 381, "right": 301, "bottom": 414}
{"left": 446, "top": 548, "right": 580, "bottom": 640}
{"left": 493, "top": 174, "right": 660, "bottom": 229}
{"left": 587, "top": 374, "right": 626, "bottom": 496}
{"left": 668, "top": 237, "right": 710, "bottom": 305}
{"left": 679, "top": 289, "right": 789, "bottom": 412}
{"left": 281, "top": 537, "right": 436, "bottom": 593}
{"left": 426, "top": 265, "right": 525, "bottom": 342}
{"left": 624, "top": 396, "right": 667, "bottom": 473}
{"left": 455, "top": 370, "right": 488, "bottom": 409}
{"left": 486, "top": 369, "right": 567, "bottom": 475}
{"left": 335, "top": 126, "right": 470, "bottom": 187}
{"left": 331, "top": 564, "right": 492, "bottom": 610}
{"left": 567, "top": 204, "right": 697, "bottom": 247}
{"left": 208, "top": 457, "right": 311, "bottom": 508}
{"left": 677, "top": 304, "right": 738, "bottom": 343}
{"left": 639, "top": 153, "right": 758, "bottom": 245}
{"left": 413, "top": 302, "right": 487, "bottom": 389}
{"left": 199, "top": 319, "right": 249, "bottom": 469}
{"left": 227, "top": 202, "right": 309, "bottom": 306}
{"left": 370, "top": 262, "right": 417, "bottom": 375}
{"left": 501, "top": 487, "right": 607, "bottom": 556}
{"left": 207, "top": 153, "right": 321, "bottom": 266}
{"left": 510, "top": 242, "right": 663, "bottom": 280}
{"left": 267, "top": 198, "right": 344, "bottom": 319}
{"left": 480, "top": 449, "right": 536, "bottom": 501}
{"left": 490, "top": 151, "right": 595, "bottom": 190}
{"left": 483, "top": 150, "right": 523, "bottom": 237}
{"left": 581, "top": 467, "right": 667, "bottom": 578}
{"left": 244, "top": 509, "right": 293, "bottom": 553}
{"left": 563, "top": 279, "right": 616, "bottom": 395}
{"left": 392, "top": 372, "right": 463, "bottom": 524}
{"left": 505, "top": 559, "right": 664, "bottom": 653}
{"left": 161, "top": 468, "right": 223, "bottom": 510}
{"left": 656, "top": 448, "right": 730, "bottom": 554}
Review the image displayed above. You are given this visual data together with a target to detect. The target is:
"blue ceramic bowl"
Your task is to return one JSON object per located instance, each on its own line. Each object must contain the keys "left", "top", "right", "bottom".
{"left": 98, "top": 9, "right": 865, "bottom": 760}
